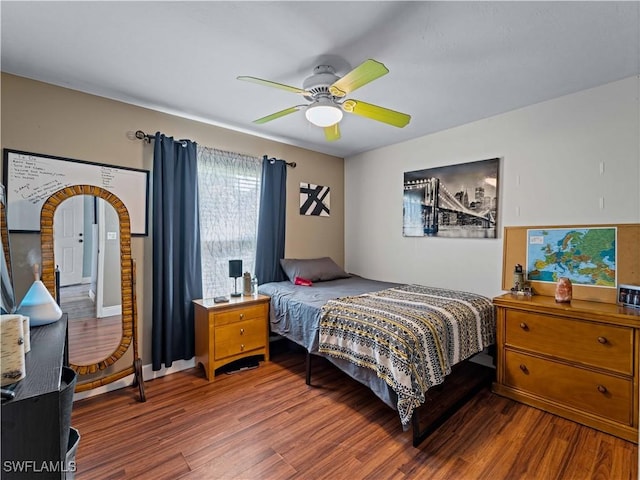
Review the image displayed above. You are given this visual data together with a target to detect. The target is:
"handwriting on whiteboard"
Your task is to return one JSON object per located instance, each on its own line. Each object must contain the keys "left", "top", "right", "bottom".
{"left": 5, "top": 151, "right": 149, "bottom": 235}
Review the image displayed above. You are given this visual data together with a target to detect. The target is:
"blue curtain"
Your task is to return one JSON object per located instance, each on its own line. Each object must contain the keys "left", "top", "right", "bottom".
{"left": 152, "top": 133, "right": 203, "bottom": 370}
{"left": 255, "top": 158, "right": 288, "bottom": 284}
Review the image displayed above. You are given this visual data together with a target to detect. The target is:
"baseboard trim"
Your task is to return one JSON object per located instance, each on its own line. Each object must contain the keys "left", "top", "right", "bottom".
{"left": 72, "top": 357, "right": 196, "bottom": 401}
{"left": 99, "top": 304, "right": 122, "bottom": 318}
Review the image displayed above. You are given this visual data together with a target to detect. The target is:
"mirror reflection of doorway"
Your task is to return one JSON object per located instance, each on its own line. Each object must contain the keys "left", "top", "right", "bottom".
{"left": 55, "top": 195, "right": 123, "bottom": 366}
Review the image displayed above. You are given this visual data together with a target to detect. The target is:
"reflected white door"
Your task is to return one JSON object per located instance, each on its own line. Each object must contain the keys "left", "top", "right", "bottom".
{"left": 54, "top": 196, "right": 84, "bottom": 286}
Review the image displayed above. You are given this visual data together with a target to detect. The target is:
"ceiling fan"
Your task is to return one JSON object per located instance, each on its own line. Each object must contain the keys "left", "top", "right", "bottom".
{"left": 237, "top": 59, "right": 411, "bottom": 142}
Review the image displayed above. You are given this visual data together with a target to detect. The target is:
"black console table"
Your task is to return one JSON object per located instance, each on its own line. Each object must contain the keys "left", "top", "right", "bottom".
{"left": 1, "top": 314, "right": 77, "bottom": 479}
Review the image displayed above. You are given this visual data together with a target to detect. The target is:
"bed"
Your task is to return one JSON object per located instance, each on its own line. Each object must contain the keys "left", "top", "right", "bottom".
{"left": 259, "top": 258, "right": 496, "bottom": 446}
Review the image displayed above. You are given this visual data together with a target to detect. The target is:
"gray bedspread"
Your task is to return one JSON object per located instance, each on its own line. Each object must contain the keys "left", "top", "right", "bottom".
{"left": 259, "top": 276, "right": 400, "bottom": 409}
{"left": 259, "top": 276, "right": 398, "bottom": 352}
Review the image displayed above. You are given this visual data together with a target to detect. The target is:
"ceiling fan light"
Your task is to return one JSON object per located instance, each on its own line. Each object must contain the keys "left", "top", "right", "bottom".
{"left": 305, "top": 104, "right": 343, "bottom": 127}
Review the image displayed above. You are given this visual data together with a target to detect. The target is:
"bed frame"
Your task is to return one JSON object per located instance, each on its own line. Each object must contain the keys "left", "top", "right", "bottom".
{"left": 304, "top": 350, "right": 495, "bottom": 447}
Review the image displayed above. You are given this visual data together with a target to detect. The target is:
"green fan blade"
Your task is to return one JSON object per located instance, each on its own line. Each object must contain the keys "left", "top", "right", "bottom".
{"left": 329, "top": 59, "right": 389, "bottom": 97}
{"left": 253, "top": 106, "right": 300, "bottom": 124}
{"left": 342, "top": 99, "right": 411, "bottom": 128}
{"left": 237, "top": 76, "right": 308, "bottom": 95}
{"left": 324, "top": 123, "right": 341, "bottom": 142}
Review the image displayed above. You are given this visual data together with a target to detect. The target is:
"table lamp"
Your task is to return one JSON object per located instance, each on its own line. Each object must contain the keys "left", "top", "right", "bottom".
{"left": 229, "top": 260, "right": 243, "bottom": 297}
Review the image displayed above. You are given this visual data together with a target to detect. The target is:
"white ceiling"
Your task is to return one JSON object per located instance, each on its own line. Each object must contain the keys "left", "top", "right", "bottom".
{"left": 2, "top": 1, "right": 639, "bottom": 158}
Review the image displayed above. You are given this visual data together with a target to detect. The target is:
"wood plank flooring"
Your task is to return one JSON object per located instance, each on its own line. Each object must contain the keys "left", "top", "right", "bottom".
{"left": 68, "top": 315, "right": 122, "bottom": 365}
{"left": 61, "top": 283, "right": 123, "bottom": 365}
{"left": 71, "top": 349, "right": 638, "bottom": 480}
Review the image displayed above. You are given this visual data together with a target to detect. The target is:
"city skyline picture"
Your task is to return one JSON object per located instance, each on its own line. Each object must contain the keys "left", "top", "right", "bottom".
{"left": 403, "top": 158, "right": 500, "bottom": 238}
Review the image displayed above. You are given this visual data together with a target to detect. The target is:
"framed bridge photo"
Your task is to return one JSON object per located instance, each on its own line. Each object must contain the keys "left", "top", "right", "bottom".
{"left": 403, "top": 157, "right": 500, "bottom": 238}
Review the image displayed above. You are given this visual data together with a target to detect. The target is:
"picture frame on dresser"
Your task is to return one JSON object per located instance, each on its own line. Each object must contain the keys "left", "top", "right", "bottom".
{"left": 618, "top": 284, "right": 640, "bottom": 308}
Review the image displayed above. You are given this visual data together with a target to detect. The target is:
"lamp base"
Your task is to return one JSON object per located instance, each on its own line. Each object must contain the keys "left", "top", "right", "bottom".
{"left": 230, "top": 277, "right": 242, "bottom": 297}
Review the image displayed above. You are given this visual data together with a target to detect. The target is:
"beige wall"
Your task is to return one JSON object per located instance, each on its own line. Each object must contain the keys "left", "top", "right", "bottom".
{"left": 1, "top": 73, "right": 344, "bottom": 368}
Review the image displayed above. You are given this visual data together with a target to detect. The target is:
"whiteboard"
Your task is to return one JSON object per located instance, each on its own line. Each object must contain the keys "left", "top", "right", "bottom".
{"left": 3, "top": 150, "right": 150, "bottom": 235}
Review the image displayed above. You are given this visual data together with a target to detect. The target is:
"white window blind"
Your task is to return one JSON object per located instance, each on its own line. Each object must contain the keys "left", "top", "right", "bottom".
{"left": 197, "top": 146, "right": 261, "bottom": 298}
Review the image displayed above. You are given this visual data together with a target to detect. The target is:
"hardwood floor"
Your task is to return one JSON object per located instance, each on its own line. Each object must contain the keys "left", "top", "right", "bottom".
{"left": 71, "top": 349, "right": 638, "bottom": 480}
{"left": 61, "top": 283, "right": 123, "bottom": 364}
{"left": 68, "top": 315, "right": 122, "bottom": 365}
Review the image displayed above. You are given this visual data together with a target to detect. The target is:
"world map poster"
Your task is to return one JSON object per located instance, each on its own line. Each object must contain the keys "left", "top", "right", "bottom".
{"left": 526, "top": 227, "right": 617, "bottom": 287}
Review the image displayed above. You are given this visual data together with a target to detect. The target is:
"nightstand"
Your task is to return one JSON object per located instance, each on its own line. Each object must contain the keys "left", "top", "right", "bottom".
{"left": 193, "top": 294, "right": 270, "bottom": 381}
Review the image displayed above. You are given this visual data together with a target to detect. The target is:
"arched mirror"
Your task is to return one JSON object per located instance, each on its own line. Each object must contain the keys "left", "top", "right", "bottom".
{"left": 54, "top": 195, "right": 122, "bottom": 366}
{"left": 40, "top": 185, "right": 144, "bottom": 401}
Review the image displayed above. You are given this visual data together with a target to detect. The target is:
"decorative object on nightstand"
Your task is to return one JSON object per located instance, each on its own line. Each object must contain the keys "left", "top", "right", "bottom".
{"left": 243, "top": 272, "right": 252, "bottom": 295}
{"left": 193, "top": 294, "right": 270, "bottom": 381}
{"left": 228, "top": 259, "right": 243, "bottom": 297}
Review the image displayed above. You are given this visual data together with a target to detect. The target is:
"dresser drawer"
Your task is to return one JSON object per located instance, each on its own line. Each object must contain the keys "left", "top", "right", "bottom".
{"left": 505, "top": 310, "right": 633, "bottom": 375}
{"left": 214, "top": 304, "right": 265, "bottom": 326}
{"left": 214, "top": 318, "right": 265, "bottom": 360}
{"left": 504, "top": 350, "right": 633, "bottom": 425}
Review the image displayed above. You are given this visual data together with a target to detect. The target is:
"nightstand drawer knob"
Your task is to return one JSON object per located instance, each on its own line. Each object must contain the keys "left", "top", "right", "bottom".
{"left": 519, "top": 322, "right": 529, "bottom": 331}
{"left": 597, "top": 336, "right": 608, "bottom": 344}
{"left": 240, "top": 344, "right": 245, "bottom": 351}
{"left": 597, "top": 384, "right": 607, "bottom": 394}
{"left": 519, "top": 364, "right": 528, "bottom": 374}
{"left": 240, "top": 328, "right": 245, "bottom": 335}
{"left": 239, "top": 313, "right": 244, "bottom": 319}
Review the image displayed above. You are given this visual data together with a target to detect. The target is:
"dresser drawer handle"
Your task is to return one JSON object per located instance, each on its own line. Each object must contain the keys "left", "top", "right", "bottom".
{"left": 240, "top": 328, "right": 245, "bottom": 335}
{"left": 239, "top": 313, "right": 244, "bottom": 319}
{"left": 240, "top": 344, "right": 245, "bottom": 351}
{"left": 597, "top": 336, "right": 608, "bottom": 344}
{"left": 597, "top": 384, "right": 607, "bottom": 394}
{"left": 519, "top": 322, "right": 529, "bottom": 331}
{"left": 519, "top": 364, "right": 528, "bottom": 374}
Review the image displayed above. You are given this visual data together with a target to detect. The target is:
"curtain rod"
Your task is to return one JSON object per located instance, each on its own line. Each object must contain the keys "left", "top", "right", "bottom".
{"left": 135, "top": 130, "right": 188, "bottom": 147}
{"left": 135, "top": 131, "right": 295, "bottom": 167}
{"left": 134, "top": 130, "right": 155, "bottom": 143}
{"left": 263, "top": 155, "right": 296, "bottom": 168}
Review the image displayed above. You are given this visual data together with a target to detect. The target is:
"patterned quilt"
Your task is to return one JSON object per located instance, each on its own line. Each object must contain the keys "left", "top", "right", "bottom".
{"left": 318, "top": 285, "right": 495, "bottom": 427}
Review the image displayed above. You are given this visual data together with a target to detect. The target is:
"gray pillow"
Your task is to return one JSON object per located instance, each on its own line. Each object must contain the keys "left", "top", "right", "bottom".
{"left": 280, "top": 257, "right": 350, "bottom": 283}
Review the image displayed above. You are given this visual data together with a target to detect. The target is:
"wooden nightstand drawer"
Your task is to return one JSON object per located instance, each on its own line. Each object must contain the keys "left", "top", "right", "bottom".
{"left": 504, "top": 350, "right": 632, "bottom": 425}
{"left": 505, "top": 310, "right": 633, "bottom": 375}
{"left": 214, "top": 318, "right": 266, "bottom": 360}
{"left": 214, "top": 304, "right": 265, "bottom": 326}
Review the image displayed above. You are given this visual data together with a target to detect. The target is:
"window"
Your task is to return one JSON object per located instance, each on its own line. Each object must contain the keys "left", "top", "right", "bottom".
{"left": 197, "top": 146, "right": 261, "bottom": 297}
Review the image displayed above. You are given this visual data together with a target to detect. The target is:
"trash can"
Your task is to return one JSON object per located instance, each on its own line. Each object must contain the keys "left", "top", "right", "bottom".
{"left": 65, "top": 427, "right": 80, "bottom": 480}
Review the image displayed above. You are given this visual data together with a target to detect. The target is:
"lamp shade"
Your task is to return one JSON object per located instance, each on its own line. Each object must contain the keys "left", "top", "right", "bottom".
{"left": 305, "top": 102, "right": 343, "bottom": 127}
{"left": 229, "top": 260, "right": 243, "bottom": 278}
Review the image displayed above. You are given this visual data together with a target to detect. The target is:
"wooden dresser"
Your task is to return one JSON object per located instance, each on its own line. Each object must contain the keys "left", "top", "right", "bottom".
{"left": 193, "top": 295, "right": 270, "bottom": 381}
{"left": 492, "top": 293, "right": 640, "bottom": 443}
